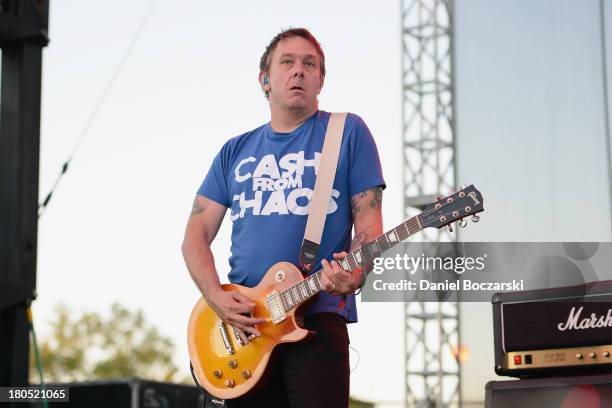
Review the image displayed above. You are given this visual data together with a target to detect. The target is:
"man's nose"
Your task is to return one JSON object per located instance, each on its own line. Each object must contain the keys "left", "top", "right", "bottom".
{"left": 291, "top": 62, "right": 305, "bottom": 77}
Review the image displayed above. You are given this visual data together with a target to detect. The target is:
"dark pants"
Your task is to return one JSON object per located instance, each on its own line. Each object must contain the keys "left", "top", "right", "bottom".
{"left": 226, "top": 312, "right": 350, "bottom": 408}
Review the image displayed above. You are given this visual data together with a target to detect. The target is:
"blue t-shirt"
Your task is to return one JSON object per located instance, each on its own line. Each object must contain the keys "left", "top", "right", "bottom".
{"left": 197, "top": 110, "right": 385, "bottom": 322}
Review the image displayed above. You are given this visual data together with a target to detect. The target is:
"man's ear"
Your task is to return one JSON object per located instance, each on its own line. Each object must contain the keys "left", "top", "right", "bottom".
{"left": 259, "top": 71, "right": 271, "bottom": 91}
{"left": 318, "top": 76, "right": 324, "bottom": 93}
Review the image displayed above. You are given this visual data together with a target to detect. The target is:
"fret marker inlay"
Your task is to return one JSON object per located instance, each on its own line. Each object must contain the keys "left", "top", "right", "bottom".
{"left": 308, "top": 278, "right": 317, "bottom": 292}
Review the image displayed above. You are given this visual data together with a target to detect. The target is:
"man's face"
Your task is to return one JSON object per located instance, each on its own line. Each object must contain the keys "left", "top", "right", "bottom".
{"left": 263, "top": 36, "right": 323, "bottom": 111}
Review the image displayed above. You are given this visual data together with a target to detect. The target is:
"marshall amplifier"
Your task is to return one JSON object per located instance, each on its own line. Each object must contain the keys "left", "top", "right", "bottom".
{"left": 492, "top": 280, "right": 612, "bottom": 378}
{"left": 485, "top": 374, "right": 612, "bottom": 408}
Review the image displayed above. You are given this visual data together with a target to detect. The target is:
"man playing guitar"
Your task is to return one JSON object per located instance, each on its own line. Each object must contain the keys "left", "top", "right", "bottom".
{"left": 182, "top": 28, "right": 385, "bottom": 407}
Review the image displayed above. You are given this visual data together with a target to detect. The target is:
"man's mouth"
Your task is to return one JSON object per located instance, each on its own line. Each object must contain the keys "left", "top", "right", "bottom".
{"left": 290, "top": 86, "right": 304, "bottom": 91}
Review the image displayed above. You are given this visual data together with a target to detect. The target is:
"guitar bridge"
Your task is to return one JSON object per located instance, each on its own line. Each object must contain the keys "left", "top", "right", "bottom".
{"left": 265, "top": 290, "right": 287, "bottom": 324}
{"left": 217, "top": 321, "right": 234, "bottom": 355}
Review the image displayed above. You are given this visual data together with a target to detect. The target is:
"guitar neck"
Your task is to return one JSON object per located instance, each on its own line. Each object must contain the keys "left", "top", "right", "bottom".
{"left": 278, "top": 215, "right": 424, "bottom": 312}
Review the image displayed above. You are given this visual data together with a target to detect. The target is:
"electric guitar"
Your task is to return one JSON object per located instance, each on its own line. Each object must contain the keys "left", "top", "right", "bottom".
{"left": 187, "top": 185, "right": 484, "bottom": 399}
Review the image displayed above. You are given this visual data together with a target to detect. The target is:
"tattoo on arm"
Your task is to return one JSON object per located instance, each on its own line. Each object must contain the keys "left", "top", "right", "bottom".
{"left": 370, "top": 186, "right": 383, "bottom": 209}
{"left": 348, "top": 187, "right": 383, "bottom": 277}
{"left": 350, "top": 228, "right": 369, "bottom": 252}
{"left": 350, "top": 186, "right": 384, "bottom": 251}
{"left": 191, "top": 197, "right": 206, "bottom": 215}
{"left": 351, "top": 186, "right": 383, "bottom": 216}
{"left": 350, "top": 191, "right": 367, "bottom": 215}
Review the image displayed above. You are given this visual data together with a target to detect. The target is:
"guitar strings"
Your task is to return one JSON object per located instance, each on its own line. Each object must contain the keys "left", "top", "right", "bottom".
{"left": 278, "top": 192, "right": 479, "bottom": 306}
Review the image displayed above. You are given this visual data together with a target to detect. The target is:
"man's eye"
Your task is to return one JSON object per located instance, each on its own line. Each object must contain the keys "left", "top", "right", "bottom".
{"left": 281, "top": 60, "right": 293, "bottom": 64}
{"left": 306, "top": 62, "right": 315, "bottom": 67}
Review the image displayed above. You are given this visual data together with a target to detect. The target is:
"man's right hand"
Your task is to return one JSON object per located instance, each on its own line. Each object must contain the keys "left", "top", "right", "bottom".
{"left": 206, "top": 287, "right": 266, "bottom": 344}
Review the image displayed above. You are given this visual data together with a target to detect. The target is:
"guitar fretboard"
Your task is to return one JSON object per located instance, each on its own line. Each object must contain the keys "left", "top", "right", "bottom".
{"left": 277, "top": 216, "right": 423, "bottom": 312}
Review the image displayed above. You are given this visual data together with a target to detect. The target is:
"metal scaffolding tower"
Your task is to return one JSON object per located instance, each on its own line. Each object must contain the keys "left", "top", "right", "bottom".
{"left": 400, "top": 0, "right": 461, "bottom": 407}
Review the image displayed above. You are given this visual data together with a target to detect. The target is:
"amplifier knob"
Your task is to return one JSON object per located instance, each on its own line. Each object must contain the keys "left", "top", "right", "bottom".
{"left": 213, "top": 370, "right": 223, "bottom": 379}
{"left": 603, "top": 351, "right": 610, "bottom": 358}
{"left": 576, "top": 353, "right": 583, "bottom": 359}
{"left": 589, "top": 352, "right": 597, "bottom": 359}
{"left": 225, "top": 379, "right": 235, "bottom": 388}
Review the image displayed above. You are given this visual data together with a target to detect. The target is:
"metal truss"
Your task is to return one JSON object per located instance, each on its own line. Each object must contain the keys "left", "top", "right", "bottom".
{"left": 400, "top": 0, "right": 461, "bottom": 407}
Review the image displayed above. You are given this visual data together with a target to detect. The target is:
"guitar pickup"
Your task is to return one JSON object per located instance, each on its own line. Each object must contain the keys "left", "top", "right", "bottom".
{"left": 265, "top": 291, "right": 287, "bottom": 324}
{"left": 217, "top": 321, "right": 234, "bottom": 355}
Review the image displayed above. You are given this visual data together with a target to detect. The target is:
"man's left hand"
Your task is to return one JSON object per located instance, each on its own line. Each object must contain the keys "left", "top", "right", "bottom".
{"left": 320, "top": 251, "right": 362, "bottom": 295}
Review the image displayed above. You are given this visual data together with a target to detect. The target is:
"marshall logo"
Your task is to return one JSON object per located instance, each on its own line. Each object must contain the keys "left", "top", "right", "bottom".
{"left": 467, "top": 191, "right": 480, "bottom": 205}
{"left": 557, "top": 306, "right": 612, "bottom": 331}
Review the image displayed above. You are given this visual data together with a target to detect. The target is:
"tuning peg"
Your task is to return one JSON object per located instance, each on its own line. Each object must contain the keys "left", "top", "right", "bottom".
{"left": 447, "top": 224, "right": 454, "bottom": 233}
{"left": 459, "top": 218, "right": 467, "bottom": 228}
{"left": 471, "top": 214, "right": 480, "bottom": 223}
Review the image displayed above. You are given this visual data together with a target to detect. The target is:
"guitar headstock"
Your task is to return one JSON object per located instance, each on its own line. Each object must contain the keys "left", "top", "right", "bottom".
{"left": 419, "top": 185, "right": 484, "bottom": 230}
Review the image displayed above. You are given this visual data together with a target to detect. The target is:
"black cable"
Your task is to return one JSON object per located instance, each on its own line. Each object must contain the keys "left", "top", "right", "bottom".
{"left": 38, "top": 0, "right": 160, "bottom": 218}
{"left": 190, "top": 362, "right": 227, "bottom": 408}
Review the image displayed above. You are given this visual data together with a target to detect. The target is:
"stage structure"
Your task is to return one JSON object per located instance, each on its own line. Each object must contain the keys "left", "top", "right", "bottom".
{"left": 401, "top": 0, "right": 461, "bottom": 407}
{"left": 0, "top": 0, "right": 49, "bottom": 388}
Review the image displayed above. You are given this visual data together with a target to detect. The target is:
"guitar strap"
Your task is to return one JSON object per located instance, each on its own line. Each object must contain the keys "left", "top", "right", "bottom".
{"left": 299, "top": 112, "right": 347, "bottom": 272}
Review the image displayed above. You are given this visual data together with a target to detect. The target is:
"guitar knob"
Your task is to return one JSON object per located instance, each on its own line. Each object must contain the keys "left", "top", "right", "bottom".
{"left": 228, "top": 360, "right": 238, "bottom": 369}
{"left": 241, "top": 369, "right": 251, "bottom": 379}
{"left": 213, "top": 370, "right": 223, "bottom": 379}
{"left": 224, "top": 379, "right": 235, "bottom": 388}
{"left": 471, "top": 214, "right": 480, "bottom": 223}
{"left": 459, "top": 218, "right": 467, "bottom": 228}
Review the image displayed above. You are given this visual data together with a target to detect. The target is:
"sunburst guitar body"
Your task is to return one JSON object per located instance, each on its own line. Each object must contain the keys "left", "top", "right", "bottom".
{"left": 188, "top": 262, "right": 312, "bottom": 400}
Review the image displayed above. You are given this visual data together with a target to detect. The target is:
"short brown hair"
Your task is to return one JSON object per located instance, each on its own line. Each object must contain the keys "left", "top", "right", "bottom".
{"left": 259, "top": 28, "right": 326, "bottom": 79}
